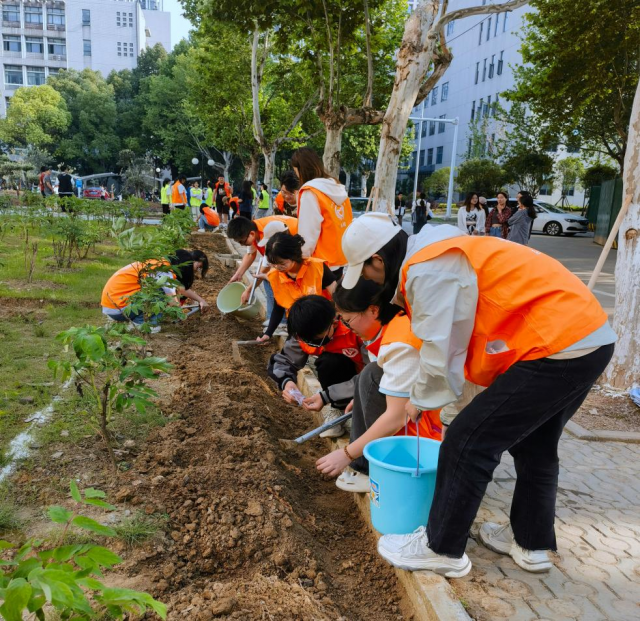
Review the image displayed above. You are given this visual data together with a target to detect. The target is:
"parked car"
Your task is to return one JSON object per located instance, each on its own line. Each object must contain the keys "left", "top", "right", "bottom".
{"left": 349, "top": 196, "right": 370, "bottom": 217}
{"left": 485, "top": 198, "right": 588, "bottom": 236}
{"left": 83, "top": 187, "right": 103, "bottom": 199}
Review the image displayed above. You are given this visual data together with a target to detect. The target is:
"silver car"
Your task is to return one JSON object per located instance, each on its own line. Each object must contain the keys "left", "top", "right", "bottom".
{"left": 485, "top": 198, "right": 589, "bottom": 236}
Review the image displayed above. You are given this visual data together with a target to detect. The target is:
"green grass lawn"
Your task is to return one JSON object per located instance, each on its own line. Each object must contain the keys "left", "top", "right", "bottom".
{"left": 0, "top": 224, "right": 129, "bottom": 461}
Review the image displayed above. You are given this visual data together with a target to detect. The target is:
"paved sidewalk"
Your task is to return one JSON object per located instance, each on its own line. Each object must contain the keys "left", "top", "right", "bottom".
{"left": 452, "top": 435, "right": 640, "bottom": 620}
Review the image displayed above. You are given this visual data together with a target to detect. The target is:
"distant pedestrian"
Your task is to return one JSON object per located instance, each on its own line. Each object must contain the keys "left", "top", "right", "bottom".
{"left": 478, "top": 196, "right": 489, "bottom": 220}
{"left": 485, "top": 191, "right": 511, "bottom": 238}
{"left": 57, "top": 165, "right": 74, "bottom": 212}
{"left": 38, "top": 166, "right": 46, "bottom": 198}
{"left": 42, "top": 166, "right": 54, "bottom": 197}
{"left": 412, "top": 192, "right": 433, "bottom": 234}
{"left": 257, "top": 183, "right": 270, "bottom": 216}
{"left": 394, "top": 192, "right": 405, "bottom": 225}
{"left": 237, "top": 180, "right": 254, "bottom": 220}
{"left": 171, "top": 175, "right": 188, "bottom": 210}
{"left": 508, "top": 194, "right": 537, "bottom": 246}
{"left": 214, "top": 175, "right": 231, "bottom": 227}
{"left": 457, "top": 192, "right": 486, "bottom": 236}
{"left": 75, "top": 176, "right": 83, "bottom": 198}
{"left": 160, "top": 179, "right": 171, "bottom": 215}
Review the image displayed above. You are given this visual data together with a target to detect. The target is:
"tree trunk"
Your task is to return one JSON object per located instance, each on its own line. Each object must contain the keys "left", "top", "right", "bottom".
{"left": 263, "top": 148, "right": 277, "bottom": 210}
{"left": 249, "top": 152, "right": 260, "bottom": 184}
{"left": 361, "top": 171, "right": 370, "bottom": 197}
{"left": 372, "top": 3, "right": 440, "bottom": 215}
{"left": 344, "top": 171, "right": 351, "bottom": 194}
{"left": 223, "top": 151, "right": 233, "bottom": 181}
{"left": 603, "top": 79, "right": 640, "bottom": 389}
{"left": 323, "top": 123, "right": 344, "bottom": 179}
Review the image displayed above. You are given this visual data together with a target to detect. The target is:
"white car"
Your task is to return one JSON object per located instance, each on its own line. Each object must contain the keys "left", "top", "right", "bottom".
{"left": 485, "top": 198, "right": 588, "bottom": 236}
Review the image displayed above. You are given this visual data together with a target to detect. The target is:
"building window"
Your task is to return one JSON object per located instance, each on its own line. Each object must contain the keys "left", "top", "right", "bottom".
{"left": 539, "top": 183, "right": 551, "bottom": 196}
{"left": 117, "top": 42, "right": 122, "bottom": 56}
{"left": 486, "top": 95, "right": 491, "bottom": 117}
{"left": 467, "top": 138, "right": 472, "bottom": 157}
{"left": 478, "top": 21, "right": 483, "bottom": 45}
{"left": 25, "top": 37, "right": 44, "bottom": 54}
{"left": 4, "top": 65, "right": 23, "bottom": 85}
{"left": 129, "top": 13, "right": 133, "bottom": 26}
{"left": 82, "top": 9, "right": 90, "bottom": 25}
{"left": 471, "top": 100, "right": 475, "bottom": 121}
{"left": 566, "top": 186, "right": 575, "bottom": 197}
{"left": 486, "top": 18, "right": 491, "bottom": 41}
{"left": 2, "top": 4, "right": 20, "bottom": 23}
{"left": 24, "top": 6, "right": 43, "bottom": 24}
{"left": 83, "top": 39, "right": 91, "bottom": 56}
{"left": 446, "top": 21, "right": 454, "bottom": 36}
{"left": 129, "top": 42, "right": 134, "bottom": 56}
{"left": 489, "top": 54, "right": 495, "bottom": 79}
{"left": 429, "top": 121, "right": 435, "bottom": 136}
{"left": 431, "top": 86, "right": 438, "bottom": 105}
{"left": 441, "top": 82, "right": 449, "bottom": 102}
{"left": 48, "top": 67, "right": 60, "bottom": 77}
{"left": 478, "top": 98, "right": 484, "bottom": 118}
{"left": 5, "top": 96, "right": 10, "bottom": 110}
{"left": 438, "top": 114, "right": 446, "bottom": 133}
{"left": 116, "top": 12, "right": 121, "bottom": 27}
{"left": 27, "top": 66, "right": 45, "bottom": 85}
{"left": 475, "top": 62, "right": 479, "bottom": 84}
{"left": 482, "top": 58, "right": 487, "bottom": 82}
{"left": 497, "top": 51, "right": 504, "bottom": 75}
{"left": 48, "top": 38, "right": 66, "bottom": 56}
{"left": 48, "top": 8, "right": 65, "bottom": 26}
{"left": 420, "top": 122, "right": 426, "bottom": 138}
{"left": 419, "top": 149, "right": 425, "bottom": 166}
{"left": 3, "top": 35, "right": 21, "bottom": 53}
{"left": 427, "top": 148, "right": 434, "bottom": 166}
{"left": 494, "top": 13, "right": 500, "bottom": 36}
{"left": 503, "top": 12, "right": 509, "bottom": 32}
{"left": 436, "top": 146, "right": 444, "bottom": 165}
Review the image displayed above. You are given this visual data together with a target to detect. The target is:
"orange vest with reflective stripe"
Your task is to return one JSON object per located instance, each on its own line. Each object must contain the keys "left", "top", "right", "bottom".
{"left": 171, "top": 182, "right": 186, "bottom": 205}
{"left": 101, "top": 260, "right": 172, "bottom": 309}
{"left": 366, "top": 314, "right": 442, "bottom": 441}
{"left": 400, "top": 236, "right": 608, "bottom": 387}
{"left": 298, "top": 185, "right": 352, "bottom": 267}
{"left": 267, "top": 258, "right": 327, "bottom": 312}
{"left": 214, "top": 181, "right": 231, "bottom": 197}
{"left": 229, "top": 197, "right": 239, "bottom": 213}
{"left": 254, "top": 215, "right": 298, "bottom": 256}
{"left": 298, "top": 321, "right": 365, "bottom": 372}
{"left": 202, "top": 207, "right": 220, "bottom": 227}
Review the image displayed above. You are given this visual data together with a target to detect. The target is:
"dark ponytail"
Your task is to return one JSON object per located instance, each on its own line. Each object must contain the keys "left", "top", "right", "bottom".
{"left": 333, "top": 280, "right": 401, "bottom": 326}
{"left": 266, "top": 232, "right": 305, "bottom": 265}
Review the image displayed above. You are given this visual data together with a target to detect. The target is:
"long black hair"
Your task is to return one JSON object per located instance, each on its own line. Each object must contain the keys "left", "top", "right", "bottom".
{"left": 170, "top": 249, "right": 209, "bottom": 289}
{"left": 362, "top": 229, "right": 409, "bottom": 308}
{"left": 519, "top": 195, "right": 537, "bottom": 220}
{"left": 265, "top": 233, "right": 305, "bottom": 265}
{"left": 333, "top": 279, "right": 401, "bottom": 326}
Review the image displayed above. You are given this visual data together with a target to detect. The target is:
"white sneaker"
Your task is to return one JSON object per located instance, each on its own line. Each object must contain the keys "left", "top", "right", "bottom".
{"left": 479, "top": 522, "right": 552, "bottom": 572}
{"left": 378, "top": 526, "right": 472, "bottom": 578}
{"left": 196, "top": 228, "right": 206, "bottom": 233}
{"left": 336, "top": 470, "right": 370, "bottom": 493}
{"left": 319, "top": 407, "right": 345, "bottom": 438}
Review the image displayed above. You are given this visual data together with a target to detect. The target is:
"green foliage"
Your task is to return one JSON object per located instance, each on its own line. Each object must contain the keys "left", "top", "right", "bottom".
{"left": 0, "top": 482, "right": 167, "bottom": 620}
{"left": 555, "top": 156, "right": 585, "bottom": 195}
{"left": 49, "top": 325, "right": 172, "bottom": 465}
{"left": 507, "top": 0, "right": 639, "bottom": 169}
{"left": 456, "top": 158, "right": 509, "bottom": 197}
{"left": 113, "top": 513, "right": 164, "bottom": 548}
{"left": 0, "top": 501, "right": 22, "bottom": 535}
{"left": 423, "top": 167, "right": 451, "bottom": 198}
{"left": 581, "top": 163, "right": 619, "bottom": 191}
{"left": 503, "top": 152, "right": 555, "bottom": 198}
{"left": 51, "top": 218, "right": 86, "bottom": 268}
{"left": 0, "top": 86, "right": 70, "bottom": 150}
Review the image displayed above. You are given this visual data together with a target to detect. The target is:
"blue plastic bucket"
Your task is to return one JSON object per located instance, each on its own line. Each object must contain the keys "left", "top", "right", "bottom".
{"left": 363, "top": 436, "right": 440, "bottom": 535}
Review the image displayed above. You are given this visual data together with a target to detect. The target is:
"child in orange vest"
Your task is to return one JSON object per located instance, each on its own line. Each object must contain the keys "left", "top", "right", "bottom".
{"left": 197, "top": 202, "right": 220, "bottom": 233}
{"left": 314, "top": 279, "right": 441, "bottom": 494}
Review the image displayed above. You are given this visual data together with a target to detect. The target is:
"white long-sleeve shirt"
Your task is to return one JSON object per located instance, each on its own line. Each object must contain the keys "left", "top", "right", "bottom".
{"left": 297, "top": 177, "right": 348, "bottom": 267}
{"left": 457, "top": 206, "right": 486, "bottom": 235}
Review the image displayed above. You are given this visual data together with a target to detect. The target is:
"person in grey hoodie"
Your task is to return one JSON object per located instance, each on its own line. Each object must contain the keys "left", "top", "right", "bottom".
{"left": 507, "top": 194, "right": 537, "bottom": 245}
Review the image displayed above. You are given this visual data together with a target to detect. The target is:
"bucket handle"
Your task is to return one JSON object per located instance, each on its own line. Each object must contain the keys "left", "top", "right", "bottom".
{"left": 405, "top": 411, "right": 423, "bottom": 478}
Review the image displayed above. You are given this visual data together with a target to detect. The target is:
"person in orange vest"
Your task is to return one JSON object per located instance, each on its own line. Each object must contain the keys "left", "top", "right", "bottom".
{"left": 340, "top": 213, "right": 616, "bottom": 577}
{"left": 197, "top": 202, "right": 220, "bottom": 233}
{"left": 257, "top": 232, "right": 337, "bottom": 342}
{"left": 274, "top": 170, "right": 299, "bottom": 217}
{"left": 101, "top": 249, "right": 210, "bottom": 331}
{"left": 171, "top": 175, "right": 188, "bottom": 210}
{"left": 291, "top": 148, "right": 353, "bottom": 275}
{"left": 214, "top": 175, "right": 231, "bottom": 227}
{"left": 268, "top": 294, "right": 369, "bottom": 439}
{"left": 313, "top": 279, "right": 441, "bottom": 493}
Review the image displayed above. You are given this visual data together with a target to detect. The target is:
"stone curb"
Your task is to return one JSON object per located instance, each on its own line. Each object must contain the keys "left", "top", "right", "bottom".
{"left": 564, "top": 420, "right": 640, "bottom": 444}
{"left": 223, "top": 233, "right": 470, "bottom": 620}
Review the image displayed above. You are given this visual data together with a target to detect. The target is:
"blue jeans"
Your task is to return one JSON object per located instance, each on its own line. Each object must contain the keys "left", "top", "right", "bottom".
{"left": 198, "top": 215, "right": 216, "bottom": 231}
{"left": 488, "top": 226, "right": 502, "bottom": 238}
{"left": 263, "top": 280, "right": 286, "bottom": 325}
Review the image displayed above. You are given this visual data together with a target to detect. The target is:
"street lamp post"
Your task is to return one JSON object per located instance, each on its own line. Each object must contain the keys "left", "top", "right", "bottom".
{"left": 408, "top": 115, "right": 459, "bottom": 219}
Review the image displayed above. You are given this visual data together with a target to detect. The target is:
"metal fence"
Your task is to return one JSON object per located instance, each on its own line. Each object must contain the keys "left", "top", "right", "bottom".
{"left": 587, "top": 178, "right": 623, "bottom": 246}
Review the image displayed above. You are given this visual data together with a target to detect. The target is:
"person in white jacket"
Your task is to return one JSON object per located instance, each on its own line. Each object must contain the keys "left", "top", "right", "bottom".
{"left": 457, "top": 192, "right": 486, "bottom": 235}
{"left": 291, "top": 148, "right": 352, "bottom": 273}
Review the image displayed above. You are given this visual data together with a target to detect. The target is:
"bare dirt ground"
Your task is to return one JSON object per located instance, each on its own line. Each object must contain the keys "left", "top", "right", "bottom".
{"left": 6, "top": 232, "right": 415, "bottom": 621}
{"left": 573, "top": 385, "right": 639, "bottom": 433}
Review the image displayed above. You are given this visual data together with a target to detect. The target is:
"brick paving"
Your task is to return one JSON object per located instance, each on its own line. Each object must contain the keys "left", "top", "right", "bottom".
{"left": 451, "top": 436, "right": 640, "bottom": 620}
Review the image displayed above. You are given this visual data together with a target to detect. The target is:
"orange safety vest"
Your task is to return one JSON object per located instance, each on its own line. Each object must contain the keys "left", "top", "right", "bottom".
{"left": 267, "top": 257, "right": 328, "bottom": 312}
{"left": 254, "top": 215, "right": 298, "bottom": 255}
{"left": 366, "top": 314, "right": 442, "bottom": 441}
{"left": 202, "top": 207, "right": 220, "bottom": 227}
{"left": 297, "top": 185, "right": 353, "bottom": 267}
{"left": 214, "top": 181, "right": 231, "bottom": 198}
{"left": 171, "top": 182, "right": 186, "bottom": 205}
{"left": 274, "top": 192, "right": 285, "bottom": 214}
{"left": 298, "top": 321, "right": 366, "bottom": 373}
{"left": 229, "top": 197, "right": 240, "bottom": 214}
{"left": 101, "top": 260, "right": 172, "bottom": 310}
{"left": 400, "top": 236, "right": 608, "bottom": 388}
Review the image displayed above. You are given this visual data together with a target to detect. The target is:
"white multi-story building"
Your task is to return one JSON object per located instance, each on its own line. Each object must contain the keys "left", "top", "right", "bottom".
{"left": 406, "top": 0, "right": 585, "bottom": 205}
{"left": 1, "top": 0, "right": 170, "bottom": 115}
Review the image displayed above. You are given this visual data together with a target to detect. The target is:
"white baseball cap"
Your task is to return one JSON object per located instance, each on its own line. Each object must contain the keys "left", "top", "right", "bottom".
{"left": 257, "top": 220, "right": 291, "bottom": 247}
{"left": 341, "top": 212, "right": 402, "bottom": 290}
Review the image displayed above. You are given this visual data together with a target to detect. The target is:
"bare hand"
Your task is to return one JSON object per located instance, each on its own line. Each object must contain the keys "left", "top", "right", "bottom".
{"left": 405, "top": 402, "right": 421, "bottom": 423}
{"left": 282, "top": 381, "right": 299, "bottom": 404}
{"left": 316, "top": 448, "right": 352, "bottom": 477}
{"left": 302, "top": 393, "right": 324, "bottom": 412}
{"left": 345, "top": 399, "right": 354, "bottom": 414}
{"left": 229, "top": 272, "right": 242, "bottom": 284}
{"left": 199, "top": 300, "right": 210, "bottom": 313}
{"left": 240, "top": 288, "right": 251, "bottom": 305}
{"left": 256, "top": 334, "right": 270, "bottom": 345}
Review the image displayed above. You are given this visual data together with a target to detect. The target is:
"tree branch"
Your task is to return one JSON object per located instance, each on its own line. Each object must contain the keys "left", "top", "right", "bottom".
{"left": 251, "top": 24, "right": 267, "bottom": 150}
{"left": 436, "top": 0, "right": 529, "bottom": 29}
{"left": 363, "top": 0, "right": 374, "bottom": 108}
{"left": 321, "top": 0, "right": 335, "bottom": 109}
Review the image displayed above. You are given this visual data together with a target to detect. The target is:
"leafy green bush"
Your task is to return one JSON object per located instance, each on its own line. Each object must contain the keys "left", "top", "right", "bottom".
{"left": 51, "top": 218, "right": 86, "bottom": 268}
{"left": 0, "top": 481, "right": 167, "bottom": 620}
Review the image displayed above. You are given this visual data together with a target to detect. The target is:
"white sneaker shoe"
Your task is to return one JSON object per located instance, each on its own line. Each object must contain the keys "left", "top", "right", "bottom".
{"left": 378, "top": 526, "right": 472, "bottom": 578}
{"left": 196, "top": 228, "right": 206, "bottom": 233}
{"left": 479, "top": 522, "right": 552, "bottom": 572}
{"left": 319, "top": 407, "right": 345, "bottom": 438}
{"left": 336, "top": 470, "right": 370, "bottom": 493}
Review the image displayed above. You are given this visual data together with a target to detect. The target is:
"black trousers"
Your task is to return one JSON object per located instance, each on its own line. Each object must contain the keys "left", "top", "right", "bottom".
{"left": 426, "top": 344, "right": 614, "bottom": 557}
{"left": 314, "top": 352, "right": 358, "bottom": 411}
{"left": 161, "top": 204, "right": 170, "bottom": 215}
